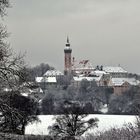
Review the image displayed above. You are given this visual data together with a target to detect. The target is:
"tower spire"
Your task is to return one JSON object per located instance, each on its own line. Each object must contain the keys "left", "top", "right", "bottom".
{"left": 66, "top": 36, "right": 70, "bottom": 47}
{"left": 67, "top": 36, "right": 69, "bottom": 44}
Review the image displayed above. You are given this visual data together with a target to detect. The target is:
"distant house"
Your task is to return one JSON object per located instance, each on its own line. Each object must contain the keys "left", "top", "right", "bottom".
{"left": 35, "top": 76, "right": 57, "bottom": 90}
{"left": 90, "top": 70, "right": 111, "bottom": 86}
{"left": 110, "top": 78, "right": 140, "bottom": 95}
{"left": 102, "top": 66, "right": 139, "bottom": 94}
{"left": 72, "top": 66, "right": 140, "bottom": 95}
{"left": 35, "top": 69, "right": 64, "bottom": 90}
{"left": 20, "top": 82, "right": 43, "bottom": 100}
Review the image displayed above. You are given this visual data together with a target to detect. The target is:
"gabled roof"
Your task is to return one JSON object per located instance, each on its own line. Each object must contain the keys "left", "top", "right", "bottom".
{"left": 103, "top": 66, "right": 127, "bottom": 73}
{"left": 43, "top": 70, "right": 63, "bottom": 77}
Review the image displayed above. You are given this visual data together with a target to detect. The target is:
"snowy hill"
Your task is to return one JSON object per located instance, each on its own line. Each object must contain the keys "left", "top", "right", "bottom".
{"left": 25, "top": 114, "right": 136, "bottom": 135}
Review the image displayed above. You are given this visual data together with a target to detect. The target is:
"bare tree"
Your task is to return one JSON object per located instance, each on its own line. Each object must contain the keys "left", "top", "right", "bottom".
{"left": 0, "top": 91, "right": 39, "bottom": 135}
{"left": 84, "top": 123, "right": 137, "bottom": 140}
{"left": 48, "top": 102, "right": 99, "bottom": 139}
{"left": 0, "top": 23, "right": 25, "bottom": 89}
{"left": 0, "top": 0, "right": 10, "bottom": 17}
{"left": 0, "top": 0, "right": 38, "bottom": 135}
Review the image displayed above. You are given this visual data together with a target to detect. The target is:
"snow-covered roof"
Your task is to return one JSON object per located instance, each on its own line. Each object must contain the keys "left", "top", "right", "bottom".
{"left": 29, "top": 88, "right": 43, "bottom": 93}
{"left": 21, "top": 93, "right": 29, "bottom": 97}
{"left": 43, "top": 70, "right": 63, "bottom": 77}
{"left": 111, "top": 78, "right": 140, "bottom": 86}
{"left": 36, "top": 77, "right": 57, "bottom": 83}
{"left": 103, "top": 66, "right": 127, "bottom": 73}
{"left": 90, "top": 70, "right": 107, "bottom": 76}
{"left": 36, "top": 77, "right": 43, "bottom": 83}
{"left": 72, "top": 60, "right": 94, "bottom": 71}
{"left": 73, "top": 76, "right": 101, "bottom": 82}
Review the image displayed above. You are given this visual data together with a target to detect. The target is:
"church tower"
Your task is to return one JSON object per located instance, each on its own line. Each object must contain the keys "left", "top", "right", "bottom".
{"left": 64, "top": 37, "right": 72, "bottom": 75}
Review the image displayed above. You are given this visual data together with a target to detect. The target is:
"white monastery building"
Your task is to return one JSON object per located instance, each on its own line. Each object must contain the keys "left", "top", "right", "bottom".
{"left": 35, "top": 37, "right": 140, "bottom": 95}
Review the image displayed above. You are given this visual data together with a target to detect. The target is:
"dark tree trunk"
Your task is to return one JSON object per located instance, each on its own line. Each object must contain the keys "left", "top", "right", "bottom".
{"left": 21, "top": 121, "right": 26, "bottom": 135}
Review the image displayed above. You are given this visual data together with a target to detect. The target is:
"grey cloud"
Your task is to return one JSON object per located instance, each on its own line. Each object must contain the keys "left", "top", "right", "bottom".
{"left": 4, "top": 0, "right": 140, "bottom": 73}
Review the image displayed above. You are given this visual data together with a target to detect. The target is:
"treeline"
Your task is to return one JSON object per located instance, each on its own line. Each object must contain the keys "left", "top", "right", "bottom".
{"left": 40, "top": 78, "right": 140, "bottom": 115}
{"left": 20, "top": 63, "right": 54, "bottom": 83}
{"left": 0, "top": 133, "right": 52, "bottom": 140}
{"left": 108, "top": 86, "right": 140, "bottom": 115}
{"left": 41, "top": 79, "right": 113, "bottom": 114}
{"left": 128, "top": 73, "right": 140, "bottom": 80}
{"left": 83, "top": 122, "right": 140, "bottom": 140}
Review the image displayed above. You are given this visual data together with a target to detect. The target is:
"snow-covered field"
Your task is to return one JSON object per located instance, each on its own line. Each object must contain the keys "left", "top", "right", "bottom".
{"left": 25, "top": 115, "right": 136, "bottom": 135}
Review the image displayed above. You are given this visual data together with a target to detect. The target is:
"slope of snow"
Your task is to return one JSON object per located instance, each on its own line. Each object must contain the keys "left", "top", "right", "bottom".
{"left": 25, "top": 115, "right": 136, "bottom": 135}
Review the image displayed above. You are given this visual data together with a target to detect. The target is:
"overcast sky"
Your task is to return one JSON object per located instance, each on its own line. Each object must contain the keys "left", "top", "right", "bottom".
{"left": 4, "top": 0, "right": 140, "bottom": 73}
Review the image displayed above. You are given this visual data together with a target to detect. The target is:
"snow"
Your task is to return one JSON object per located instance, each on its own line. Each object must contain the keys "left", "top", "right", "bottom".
{"left": 91, "top": 70, "right": 107, "bottom": 76}
{"left": 35, "top": 77, "right": 57, "bottom": 83}
{"left": 64, "top": 46, "right": 71, "bottom": 50}
{"left": 39, "top": 88, "right": 43, "bottom": 93}
{"left": 25, "top": 115, "right": 136, "bottom": 135}
{"left": 35, "top": 77, "right": 42, "bottom": 83}
{"left": 73, "top": 76, "right": 101, "bottom": 82}
{"left": 99, "top": 104, "right": 108, "bottom": 113}
{"left": 21, "top": 93, "right": 29, "bottom": 97}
